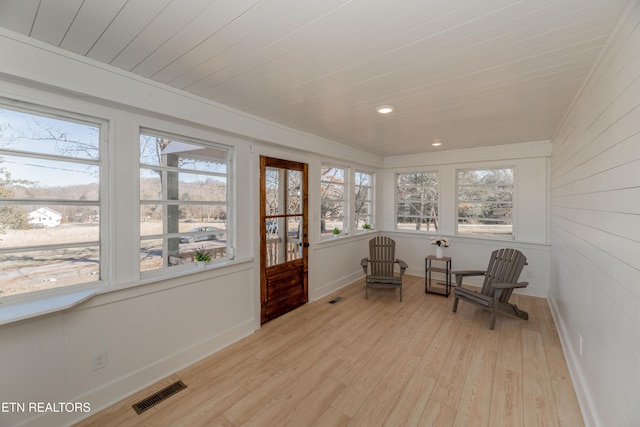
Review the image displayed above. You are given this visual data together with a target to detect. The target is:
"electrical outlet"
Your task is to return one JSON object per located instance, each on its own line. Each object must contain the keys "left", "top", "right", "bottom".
{"left": 92, "top": 350, "right": 107, "bottom": 371}
{"left": 578, "top": 334, "right": 583, "bottom": 356}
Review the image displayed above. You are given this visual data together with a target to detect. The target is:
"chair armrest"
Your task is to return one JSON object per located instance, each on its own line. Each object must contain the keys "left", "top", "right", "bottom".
{"left": 452, "top": 270, "right": 486, "bottom": 287}
{"left": 451, "top": 270, "right": 486, "bottom": 277}
{"left": 396, "top": 259, "right": 408, "bottom": 269}
{"left": 361, "top": 258, "right": 369, "bottom": 267}
{"left": 492, "top": 281, "right": 529, "bottom": 289}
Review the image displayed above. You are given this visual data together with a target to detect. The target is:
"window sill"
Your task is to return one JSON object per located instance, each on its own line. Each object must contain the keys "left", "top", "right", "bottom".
{"left": 0, "top": 288, "right": 97, "bottom": 326}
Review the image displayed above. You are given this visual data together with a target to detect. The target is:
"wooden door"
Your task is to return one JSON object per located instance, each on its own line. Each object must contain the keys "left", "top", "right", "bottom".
{"left": 260, "top": 156, "right": 308, "bottom": 324}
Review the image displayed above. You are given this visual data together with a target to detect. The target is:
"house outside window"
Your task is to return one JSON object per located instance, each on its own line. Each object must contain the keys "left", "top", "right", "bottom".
{"left": 457, "top": 167, "right": 514, "bottom": 238}
{"left": 0, "top": 103, "right": 105, "bottom": 298}
{"left": 396, "top": 172, "right": 439, "bottom": 232}
{"left": 139, "top": 130, "right": 230, "bottom": 273}
{"left": 354, "top": 170, "right": 373, "bottom": 231}
{"left": 320, "top": 165, "right": 347, "bottom": 237}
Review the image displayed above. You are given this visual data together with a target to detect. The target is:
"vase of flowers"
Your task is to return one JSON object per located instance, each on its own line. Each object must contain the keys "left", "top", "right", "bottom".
{"left": 430, "top": 236, "right": 450, "bottom": 258}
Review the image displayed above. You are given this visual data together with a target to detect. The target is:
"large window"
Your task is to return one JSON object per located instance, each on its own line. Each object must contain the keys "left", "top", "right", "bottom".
{"left": 457, "top": 167, "right": 513, "bottom": 238}
{"left": 320, "top": 165, "right": 346, "bottom": 237}
{"left": 139, "top": 131, "right": 230, "bottom": 273}
{"left": 354, "top": 170, "right": 373, "bottom": 231}
{"left": 0, "top": 104, "right": 105, "bottom": 298}
{"left": 396, "top": 172, "right": 439, "bottom": 232}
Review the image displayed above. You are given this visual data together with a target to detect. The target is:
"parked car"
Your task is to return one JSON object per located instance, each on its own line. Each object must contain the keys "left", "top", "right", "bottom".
{"left": 179, "top": 226, "right": 225, "bottom": 243}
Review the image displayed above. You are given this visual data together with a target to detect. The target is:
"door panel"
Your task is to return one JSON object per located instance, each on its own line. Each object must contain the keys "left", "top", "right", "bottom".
{"left": 260, "top": 157, "right": 308, "bottom": 324}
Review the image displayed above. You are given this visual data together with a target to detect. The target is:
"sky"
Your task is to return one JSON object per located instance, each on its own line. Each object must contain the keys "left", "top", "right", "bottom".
{"left": 0, "top": 107, "right": 100, "bottom": 188}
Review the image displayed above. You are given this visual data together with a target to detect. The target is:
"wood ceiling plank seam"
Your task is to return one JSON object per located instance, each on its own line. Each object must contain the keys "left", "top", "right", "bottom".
{"left": 254, "top": 38, "right": 605, "bottom": 119}
{"left": 174, "top": 0, "right": 362, "bottom": 93}
{"left": 322, "top": 74, "right": 590, "bottom": 130}
{"left": 222, "top": 1, "right": 615, "bottom": 111}
{"left": 162, "top": 0, "right": 303, "bottom": 89}
{"left": 85, "top": 0, "right": 173, "bottom": 64}
{"left": 143, "top": 0, "right": 270, "bottom": 83}
{"left": 193, "top": 0, "right": 451, "bottom": 103}
{"left": 297, "top": 65, "right": 593, "bottom": 132}
{"left": 192, "top": 0, "right": 512, "bottom": 99}
{"left": 30, "top": 0, "right": 84, "bottom": 46}
{"left": 110, "top": 0, "right": 216, "bottom": 71}
{"left": 0, "top": 0, "right": 40, "bottom": 35}
{"left": 59, "top": 0, "right": 129, "bottom": 56}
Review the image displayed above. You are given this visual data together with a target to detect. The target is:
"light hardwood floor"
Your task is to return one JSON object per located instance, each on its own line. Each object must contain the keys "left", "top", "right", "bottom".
{"left": 75, "top": 276, "right": 583, "bottom": 427}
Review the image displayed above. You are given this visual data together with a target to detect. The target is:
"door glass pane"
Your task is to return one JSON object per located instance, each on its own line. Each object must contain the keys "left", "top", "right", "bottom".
{"left": 287, "top": 216, "right": 302, "bottom": 262}
{"left": 265, "top": 217, "right": 285, "bottom": 267}
{"left": 265, "top": 167, "right": 284, "bottom": 215}
{"left": 263, "top": 162, "right": 304, "bottom": 268}
{"left": 287, "top": 170, "right": 302, "bottom": 214}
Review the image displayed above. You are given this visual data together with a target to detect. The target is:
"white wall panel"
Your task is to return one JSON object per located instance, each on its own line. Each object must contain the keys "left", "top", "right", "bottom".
{"left": 549, "top": 3, "right": 640, "bottom": 426}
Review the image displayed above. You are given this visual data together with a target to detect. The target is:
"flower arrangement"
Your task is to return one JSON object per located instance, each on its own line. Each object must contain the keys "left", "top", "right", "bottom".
{"left": 430, "top": 236, "right": 450, "bottom": 247}
{"left": 193, "top": 246, "right": 212, "bottom": 262}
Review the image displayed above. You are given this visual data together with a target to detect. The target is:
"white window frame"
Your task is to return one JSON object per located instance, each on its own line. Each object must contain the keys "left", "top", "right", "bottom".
{"left": 320, "top": 164, "right": 349, "bottom": 238}
{"left": 0, "top": 99, "right": 108, "bottom": 301}
{"left": 354, "top": 169, "right": 374, "bottom": 232}
{"left": 139, "top": 128, "right": 232, "bottom": 276}
{"left": 395, "top": 171, "right": 440, "bottom": 233}
{"left": 456, "top": 166, "right": 515, "bottom": 239}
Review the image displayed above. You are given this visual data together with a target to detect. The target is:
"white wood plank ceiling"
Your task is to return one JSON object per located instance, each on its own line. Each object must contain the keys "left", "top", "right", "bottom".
{"left": 0, "top": 0, "right": 630, "bottom": 156}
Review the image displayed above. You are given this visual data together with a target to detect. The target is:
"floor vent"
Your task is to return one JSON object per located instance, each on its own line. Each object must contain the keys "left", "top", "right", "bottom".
{"left": 328, "top": 296, "right": 344, "bottom": 304}
{"left": 132, "top": 380, "right": 187, "bottom": 415}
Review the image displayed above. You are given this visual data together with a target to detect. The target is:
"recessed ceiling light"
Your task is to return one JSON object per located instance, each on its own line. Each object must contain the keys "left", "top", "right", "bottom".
{"left": 376, "top": 105, "right": 395, "bottom": 114}
{"left": 432, "top": 138, "right": 442, "bottom": 146}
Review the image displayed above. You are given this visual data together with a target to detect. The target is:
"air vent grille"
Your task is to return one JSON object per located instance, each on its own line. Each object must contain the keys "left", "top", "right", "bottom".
{"left": 132, "top": 380, "right": 187, "bottom": 414}
{"left": 328, "top": 296, "right": 344, "bottom": 304}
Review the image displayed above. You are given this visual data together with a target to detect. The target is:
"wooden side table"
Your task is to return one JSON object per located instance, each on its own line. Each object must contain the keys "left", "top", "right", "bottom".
{"left": 425, "top": 255, "right": 452, "bottom": 297}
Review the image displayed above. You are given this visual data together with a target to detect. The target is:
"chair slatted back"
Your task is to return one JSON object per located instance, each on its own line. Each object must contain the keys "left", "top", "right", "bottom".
{"left": 481, "top": 248, "right": 527, "bottom": 302}
{"left": 369, "top": 236, "right": 396, "bottom": 277}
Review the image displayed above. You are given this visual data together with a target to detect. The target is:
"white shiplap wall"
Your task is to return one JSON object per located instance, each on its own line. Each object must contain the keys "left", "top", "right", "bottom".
{"left": 549, "top": 2, "right": 640, "bottom": 426}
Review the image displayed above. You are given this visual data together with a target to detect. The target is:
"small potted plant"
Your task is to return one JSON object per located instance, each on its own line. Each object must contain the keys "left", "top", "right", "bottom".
{"left": 332, "top": 227, "right": 341, "bottom": 238}
{"left": 193, "top": 246, "right": 212, "bottom": 269}
{"left": 362, "top": 223, "right": 371, "bottom": 230}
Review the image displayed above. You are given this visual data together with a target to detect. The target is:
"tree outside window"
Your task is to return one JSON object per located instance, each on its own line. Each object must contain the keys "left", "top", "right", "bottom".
{"left": 396, "top": 172, "right": 439, "bottom": 231}
{"left": 139, "top": 131, "right": 229, "bottom": 272}
{"left": 0, "top": 105, "right": 103, "bottom": 298}
{"left": 320, "top": 166, "right": 346, "bottom": 237}
{"left": 457, "top": 167, "right": 514, "bottom": 238}
{"left": 354, "top": 171, "right": 373, "bottom": 231}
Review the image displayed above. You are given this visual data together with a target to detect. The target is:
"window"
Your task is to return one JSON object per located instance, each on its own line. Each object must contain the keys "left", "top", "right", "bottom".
{"left": 139, "top": 130, "right": 230, "bottom": 273}
{"left": 354, "top": 170, "right": 373, "bottom": 231}
{"left": 457, "top": 167, "right": 513, "bottom": 238}
{"left": 0, "top": 104, "right": 105, "bottom": 298}
{"left": 396, "top": 172, "right": 439, "bottom": 232}
{"left": 320, "top": 165, "right": 346, "bottom": 237}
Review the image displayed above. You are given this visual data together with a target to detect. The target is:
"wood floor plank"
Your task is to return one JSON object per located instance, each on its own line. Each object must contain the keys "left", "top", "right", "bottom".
{"left": 430, "top": 322, "right": 478, "bottom": 408}
{"left": 239, "top": 355, "right": 342, "bottom": 427}
{"left": 347, "top": 354, "right": 420, "bottom": 427}
{"left": 311, "top": 406, "right": 351, "bottom": 427}
{"left": 278, "top": 378, "right": 346, "bottom": 427}
{"left": 382, "top": 374, "right": 436, "bottom": 427}
{"left": 522, "top": 329, "right": 561, "bottom": 427}
{"left": 417, "top": 400, "right": 457, "bottom": 427}
{"left": 490, "top": 367, "right": 524, "bottom": 427}
{"left": 453, "top": 348, "right": 497, "bottom": 427}
{"left": 74, "top": 277, "right": 583, "bottom": 427}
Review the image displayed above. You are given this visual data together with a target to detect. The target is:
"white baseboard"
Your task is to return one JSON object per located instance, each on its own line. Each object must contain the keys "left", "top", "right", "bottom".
{"left": 547, "top": 296, "right": 598, "bottom": 427}
{"left": 18, "top": 319, "right": 258, "bottom": 427}
{"left": 311, "top": 271, "right": 363, "bottom": 301}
